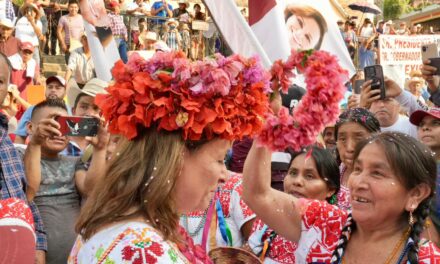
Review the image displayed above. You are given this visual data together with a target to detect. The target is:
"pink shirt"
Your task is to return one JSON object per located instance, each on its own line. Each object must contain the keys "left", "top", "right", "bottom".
{"left": 58, "top": 14, "right": 84, "bottom": 45}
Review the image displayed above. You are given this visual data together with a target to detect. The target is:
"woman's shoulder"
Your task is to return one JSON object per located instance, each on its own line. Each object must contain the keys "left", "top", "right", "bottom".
{"left": 418, "top": 239, "right": 440, "bottom": 263}
{"left": 69, "top": 222, "right": 187, "bottom": 264}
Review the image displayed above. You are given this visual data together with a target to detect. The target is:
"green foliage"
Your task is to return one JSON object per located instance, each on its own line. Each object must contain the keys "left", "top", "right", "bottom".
{"left": 383, "top": 0, "right": 414, "bottom": 19}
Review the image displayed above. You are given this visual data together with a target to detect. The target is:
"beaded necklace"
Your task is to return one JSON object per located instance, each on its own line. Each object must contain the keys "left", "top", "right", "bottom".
{"left": 333, "top": 215, "right": 411, "bottom": 264}
{"left": 182, "top": 199, "right": 213, "bottom": 237}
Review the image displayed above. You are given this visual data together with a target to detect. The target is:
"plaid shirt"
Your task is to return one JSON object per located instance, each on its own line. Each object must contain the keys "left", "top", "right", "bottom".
{"left": 0, "top": 114, "right": 47, "bottom": 251}
{"left": 5, "top": 0, "right": 15, "bottom": 22}
{"left": 108, "top": 12, "right": 127, "bottom": 39}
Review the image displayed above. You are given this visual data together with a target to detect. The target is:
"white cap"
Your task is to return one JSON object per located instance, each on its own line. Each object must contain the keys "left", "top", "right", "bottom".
{"left": 0, "top": 18, "right": 14, "bottom": 29}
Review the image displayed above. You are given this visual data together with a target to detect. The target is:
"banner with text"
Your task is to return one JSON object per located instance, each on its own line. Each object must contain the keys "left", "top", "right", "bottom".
{"left": 379, "top": 35, "right": 440, "bottom": 74}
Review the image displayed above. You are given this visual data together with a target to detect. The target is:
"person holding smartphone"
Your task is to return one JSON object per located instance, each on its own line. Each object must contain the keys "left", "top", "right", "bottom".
{"left": 20, "top": 98, "right": 108, "bottom": 264}
{"left": 359, "top": 77, "right": 418, "bottom": 138}
{"left": 421, "top": 59, "right": 440, "bottom": 107}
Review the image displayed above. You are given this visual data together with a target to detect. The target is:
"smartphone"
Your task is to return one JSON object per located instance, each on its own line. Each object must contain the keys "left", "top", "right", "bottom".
{"left": 353, "top": 79, "right": 365, "bottom": 94}
{"left": 56, "top": 116, "right": 99, "bottom": 137}
{"left": 421, "top": 43, "right": 439, "bottom": 61}
{"left": 364, "top": 65, "right": 385, "bottom": 100}
{"left": 429, "top": 57, "right": 440, "bottom": 75}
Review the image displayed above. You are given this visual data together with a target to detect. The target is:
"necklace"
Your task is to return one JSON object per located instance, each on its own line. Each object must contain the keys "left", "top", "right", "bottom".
{"left": 182, "top": 199, "right": 213, "bottom": 237}
{"left": 341, "top": 227, "right": 411, "bottom": 264}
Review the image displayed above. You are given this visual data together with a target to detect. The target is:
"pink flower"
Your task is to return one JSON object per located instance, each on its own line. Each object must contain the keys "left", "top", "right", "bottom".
{"left": 257, "top": 49, "right": 348, "bottom": 151}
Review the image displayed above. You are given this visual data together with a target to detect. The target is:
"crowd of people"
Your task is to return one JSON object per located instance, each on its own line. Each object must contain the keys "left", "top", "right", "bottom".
{"left": 338, "top": 17, "right": 436, "bottom": 70}
{"left": 0, "top": 1, "right": 440, "bottom": 264}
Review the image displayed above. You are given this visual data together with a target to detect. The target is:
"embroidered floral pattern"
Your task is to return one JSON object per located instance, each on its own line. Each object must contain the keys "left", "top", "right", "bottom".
{"left": 68, "top": 222, "right": 193, "bottom": 264}
{"left": 249, "top": 218, "right": 297, "bottom": 263}
{"left": 293, "top": 199, "right": 440, "bottom": 263}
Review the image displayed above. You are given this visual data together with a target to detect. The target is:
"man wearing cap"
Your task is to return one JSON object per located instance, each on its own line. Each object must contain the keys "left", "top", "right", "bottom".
{"left": 65, "top": 34, "right": 95, "bottom": 88}
{"left": 0, "top": 52, "right": 46, "bottom": 264}
{"left": 15, "top": 3, "right": 44, "bottom": 66}
{"left": 410, "top": 108, "right": 440, "bottom": 244}
{"left": 0, "top": 18, "right": 21, "bottom": 57}
{"left": 407, "top": 76, "right": 427, "bottom": 104}
{"left": 8, "top": 42, "right": 40, "bottom": 93}
{"left": 14, "top": 75, "right": 67, "bottom": 144}
{"left": 173, "top": 1, "right": 188, "bottom": 19}
{"left": 65, "top": 78, "right": 107, "bottom": 155}
{"left": 107, "top": 1, "right": 128, "bottom": 63}
{"left": 163, "top": 18, "right": 181, "bottom": 51}
{"left": 57, "top": 0, "right": 84, "bottom": 63}
{"left": 151, "top": 0, "right": 173, "bottom": 37}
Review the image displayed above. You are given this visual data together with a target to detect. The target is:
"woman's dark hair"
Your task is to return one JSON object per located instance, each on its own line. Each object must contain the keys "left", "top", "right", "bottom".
{"left": 288, "top": 146, "right": 340, "bottom": 203}
{"left": 334, "top": 108, "right": 381, "bottom": 141}
{"left": 334, "top": 108, "right": 381, "bottom": 165}
{"left": 352, "top": 132, "right": 436, "bottom": 264}
{"left": 284, "top": 5, "right": 328, "bottom": 50}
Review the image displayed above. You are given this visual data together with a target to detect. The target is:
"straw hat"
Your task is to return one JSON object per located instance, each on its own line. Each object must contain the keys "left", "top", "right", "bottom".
{"left": 178, "top": 1, "right": 189, "bottom": 7}
{"left": 0, "top": 18, "right": 14, "bottom": 29}
{"left": 166, "top": 18, "right": 178, "bottom": 26}
{"left": 20, "top": 3, "right": 41, "bottom": 20}
{"left": 153, "top": 41, "right": 170, "bottom": 52}
{"left": 408, "top": 77, "right": 424, "bottom": 87}
{"left": 67, "top": 78, "right": 108, "bottom": 108}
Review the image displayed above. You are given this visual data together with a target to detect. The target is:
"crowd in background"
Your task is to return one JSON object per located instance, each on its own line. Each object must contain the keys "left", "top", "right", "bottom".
{"left": 1, "top": 0, "right": 440, "bottom": 264}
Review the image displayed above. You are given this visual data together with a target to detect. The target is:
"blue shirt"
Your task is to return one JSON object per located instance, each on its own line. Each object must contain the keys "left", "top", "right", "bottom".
{"left": 15, "top": 106, "right": 34, "bottom": 137}
{"left": 359, "top": 46, "right": 375, "bottom": 70}
{"left": 151, "top": 1, "right": 173, "bottom": 24}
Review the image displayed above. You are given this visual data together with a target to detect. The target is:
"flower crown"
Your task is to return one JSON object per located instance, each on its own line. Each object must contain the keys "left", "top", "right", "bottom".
{"left": 95, "top": 51, "right": 272, "bottom": 141}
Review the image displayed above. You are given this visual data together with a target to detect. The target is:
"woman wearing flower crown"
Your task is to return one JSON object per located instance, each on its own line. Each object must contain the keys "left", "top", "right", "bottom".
{"left": 68, "top": 51, "right": 271, "bottom": 263}
{"left": 244, "top": 132, "right": 440, "bottom": 263}
{"left": 246, "top": 146, "right": 340, "bottom": 263}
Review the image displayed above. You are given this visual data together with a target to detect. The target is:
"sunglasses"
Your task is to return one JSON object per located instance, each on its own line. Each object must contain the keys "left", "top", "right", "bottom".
{"left": 23, "top": 49, "right": 33, "bottom": 54}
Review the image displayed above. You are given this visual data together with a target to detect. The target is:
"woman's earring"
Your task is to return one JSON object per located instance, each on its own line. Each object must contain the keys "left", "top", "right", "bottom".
{"left": 409, "top": 210, "right": 415, "bottom": 226}
{"left": 329, "top": 194, "right": 337, "bottom": 205}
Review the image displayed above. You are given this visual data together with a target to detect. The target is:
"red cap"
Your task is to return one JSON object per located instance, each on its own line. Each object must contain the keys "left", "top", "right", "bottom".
{"left": 410, "top": 108, "right": 440, "bottom": 126}
{"left": 109, "top": 1, "right": 119, "bottom": 9}
{"left": 19, "top": 42, "right": 34, "bottom": 52}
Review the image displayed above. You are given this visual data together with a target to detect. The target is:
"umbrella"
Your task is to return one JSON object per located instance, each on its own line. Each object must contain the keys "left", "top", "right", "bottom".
{"left": 348, "top": 2, "right": 382, "bottom": 15}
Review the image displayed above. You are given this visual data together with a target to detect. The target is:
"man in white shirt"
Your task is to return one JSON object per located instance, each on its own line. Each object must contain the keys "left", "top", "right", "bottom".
{"left": 361, "top": 78, "right": 418, "bottom": 138}
{"left": 64, "top": 34, "right": 95, "bottom": 88}
{"left": 15, "top": 3, "right": 43, "bottom": 65}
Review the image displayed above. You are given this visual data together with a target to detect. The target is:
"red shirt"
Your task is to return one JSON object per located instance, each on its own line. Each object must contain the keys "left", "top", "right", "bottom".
{"left": 0, "top": 37, "right": 21, "bottom": 57}
{"left": 10, "top": 64, "right": 40, "bottom": 93}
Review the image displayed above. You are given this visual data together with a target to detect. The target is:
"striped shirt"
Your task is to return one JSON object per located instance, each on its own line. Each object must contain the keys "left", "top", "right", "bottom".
{"left": 165, "top": 31, "right": 180, "bottom": 51}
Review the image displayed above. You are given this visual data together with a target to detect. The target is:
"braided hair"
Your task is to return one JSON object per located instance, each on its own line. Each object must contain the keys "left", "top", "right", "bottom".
{"left": 407, "top": 199, "right": 431, "bottom": 263}
{"left": 350, "top": 132, "right": 436, "bottom": 263}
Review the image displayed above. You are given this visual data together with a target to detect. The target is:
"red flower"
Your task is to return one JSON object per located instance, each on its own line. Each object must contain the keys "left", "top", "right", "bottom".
{"left": 97, "top": 51, "right": 271, "bottom": 141}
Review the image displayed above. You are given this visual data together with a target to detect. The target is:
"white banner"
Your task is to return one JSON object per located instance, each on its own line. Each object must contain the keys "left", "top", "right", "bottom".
{"left": 379, "top": 35, "right": 440, "bottom": 88}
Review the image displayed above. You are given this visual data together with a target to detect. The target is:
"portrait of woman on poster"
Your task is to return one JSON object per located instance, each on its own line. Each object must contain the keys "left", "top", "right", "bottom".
{"left": 284, "top": 4, "right": 328, "bottom": 51}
